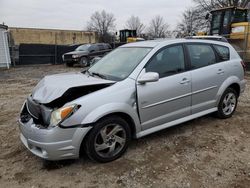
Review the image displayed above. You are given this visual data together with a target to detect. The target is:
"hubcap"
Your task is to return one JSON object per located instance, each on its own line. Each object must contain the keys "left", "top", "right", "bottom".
{"left": 80, "top": 58, "right": 87, "bottom": 66}
{"left": 222, "top": 92, "right": 236, "bottom": 116}
{"left": 94, "top": 124, "right": 126, "bottom": 158}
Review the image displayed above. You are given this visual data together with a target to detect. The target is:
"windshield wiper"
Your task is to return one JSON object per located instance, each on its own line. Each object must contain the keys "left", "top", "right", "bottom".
{"left": 90, "top": 72, "right": 107, "bottom": 79}
{"left": 85, "top": 69, "right": 91, "bottom": 75}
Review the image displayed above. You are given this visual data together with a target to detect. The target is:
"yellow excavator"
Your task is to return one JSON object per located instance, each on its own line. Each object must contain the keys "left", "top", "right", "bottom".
{"left": 207, "top": 6, "right": 250, "bottom": 65}
{"left": 119, "top": 29, "right": 144, "bottom": 43}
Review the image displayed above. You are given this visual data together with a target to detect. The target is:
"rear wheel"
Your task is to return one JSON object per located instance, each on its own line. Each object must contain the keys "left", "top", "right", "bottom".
{"left": 85, "top": 116, "right": 131, "bottom": 163}
{"left": 216, "top": 88, "right": 238, "bottom": 119}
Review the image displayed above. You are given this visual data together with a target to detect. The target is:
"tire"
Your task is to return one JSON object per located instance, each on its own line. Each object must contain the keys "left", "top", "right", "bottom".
{"left": 216, "top": 88, "right": 238, "bottom": 119}
{"left": 84, "top": 116, "right": 131, "bottom": 163}
{"left": 66, "top": 62, "right": 74, "bottom": 67}
{"left": 79, "top": 57, "right": 88, "bottom": 67}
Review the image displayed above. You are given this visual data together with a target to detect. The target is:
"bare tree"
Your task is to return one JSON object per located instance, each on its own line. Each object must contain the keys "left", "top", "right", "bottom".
{"left": 175, "top": 8, "right": 209, "bottom": 37}
{"left": 125, "top": 15, "right": 145, "bottom": 36}
{"left": 147, "top": 15, "right": 171, "bottom": 39}
{"left": 193, "top": 0, "right": 250, "bottom": 11}
{"left": 177, "top": 0, "right": 250, "bottom": 38}
{"left": 87, "top": 10, "right": 116, "bottom": 42}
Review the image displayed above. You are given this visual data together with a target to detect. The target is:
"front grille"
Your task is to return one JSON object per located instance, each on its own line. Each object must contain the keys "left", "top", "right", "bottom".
{"left": 26, "top": 98, "right": 44, "bottom": 125}
{"left": 64, "top": 54, "right": 73, "bottom": 61}
{"left": 27, "top": 96, "right": 41, "bottom": 119}
{"left": 21, "top": 96, "right": 52, "bottom": 127}
{"left": 20, "top": 104, "right": 32, "bottom": 123}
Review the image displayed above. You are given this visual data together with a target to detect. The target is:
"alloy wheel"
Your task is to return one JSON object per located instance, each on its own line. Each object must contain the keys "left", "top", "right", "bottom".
{"left": 94, "top": 124, "right": 126, "bottom": 158}
{"left": 222, "top": 92, "right": 236, "bottom": 116}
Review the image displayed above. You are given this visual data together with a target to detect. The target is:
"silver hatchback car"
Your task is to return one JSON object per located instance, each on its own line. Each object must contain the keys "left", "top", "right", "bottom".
{"left": 19, "top": 38, "right": 246, "bottom": 162}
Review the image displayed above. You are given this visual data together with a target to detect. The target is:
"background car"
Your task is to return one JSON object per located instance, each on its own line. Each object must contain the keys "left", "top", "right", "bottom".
{"left": 62, "top": 43, "right": 112, "bottom": 67}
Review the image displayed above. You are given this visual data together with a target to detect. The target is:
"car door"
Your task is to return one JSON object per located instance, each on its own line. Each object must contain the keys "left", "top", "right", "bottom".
{"left": 97, "top": 44, "right": 105, "bottom": 55}
{"left": 186, "top": 43, "right": 227, "bottom": 114}
{"left": 137, "top": 44, "right": 192, "bottom": 131}
{"left": 88, "top": 44, "right": 100, "bottom": 59}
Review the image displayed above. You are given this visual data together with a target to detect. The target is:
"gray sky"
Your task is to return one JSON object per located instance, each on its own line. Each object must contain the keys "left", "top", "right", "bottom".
{"left": 0, "top": 0, "right": 193, "bottom": 31}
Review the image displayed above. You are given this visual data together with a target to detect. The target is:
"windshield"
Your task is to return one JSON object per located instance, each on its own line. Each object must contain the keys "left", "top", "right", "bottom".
{"left": 75, "top": 44, "right": 91, "bottom": 51}
{"left": 88, "top": 47, "right": 152, "bottom": 81}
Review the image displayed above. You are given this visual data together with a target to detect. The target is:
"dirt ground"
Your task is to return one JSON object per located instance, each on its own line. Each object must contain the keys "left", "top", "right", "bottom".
{"left": 0, "top": 65, "right": 249, "bottom": 188}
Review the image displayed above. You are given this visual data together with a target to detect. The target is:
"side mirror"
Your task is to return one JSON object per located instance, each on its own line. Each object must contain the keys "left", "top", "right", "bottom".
{"left": 138, "top": 72, "right": 159, "bottom": 84}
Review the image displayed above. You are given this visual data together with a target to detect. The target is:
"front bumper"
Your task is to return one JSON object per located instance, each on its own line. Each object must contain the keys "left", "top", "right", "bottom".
{"left": 19, "top": 118, "right": 92, "bottom": 161}
{"left": 63, "top": 57, "right": 80, "bottom": 62}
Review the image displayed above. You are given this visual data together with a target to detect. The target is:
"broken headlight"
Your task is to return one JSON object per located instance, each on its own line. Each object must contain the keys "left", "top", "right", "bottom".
{"left": 50, "top": 104, "right": 79, "bottom": 127}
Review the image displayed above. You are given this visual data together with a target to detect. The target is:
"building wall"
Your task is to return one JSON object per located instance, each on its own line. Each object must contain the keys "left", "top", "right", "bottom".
{"left": 0, "top": 24, "right": 11, "bottom": 68}
{"left": 9, "top": 27, "right": 98, "bottom": 45}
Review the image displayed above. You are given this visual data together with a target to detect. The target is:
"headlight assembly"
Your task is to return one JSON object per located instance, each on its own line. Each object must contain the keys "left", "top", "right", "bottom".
{"left": 50, "top": 104, "right": 80, "bottom": 127}
{"left": 72, "top": 54, "right": 80, "bottom": 58}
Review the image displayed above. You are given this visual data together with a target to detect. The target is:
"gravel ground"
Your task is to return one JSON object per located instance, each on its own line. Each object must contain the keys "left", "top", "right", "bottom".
{"left": 0, "top": 65, "right": 249, "bottom": 188}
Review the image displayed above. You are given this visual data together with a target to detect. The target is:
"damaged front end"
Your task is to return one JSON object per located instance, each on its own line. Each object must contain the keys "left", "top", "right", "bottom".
{"left": 18, "top": 73, "right": 115, "bottom": 160}
{"left": 20, "top": 84, "right": 113, "bottom": 128}
{"left": 20, "top": 72, "right": 115, "bottom": 128}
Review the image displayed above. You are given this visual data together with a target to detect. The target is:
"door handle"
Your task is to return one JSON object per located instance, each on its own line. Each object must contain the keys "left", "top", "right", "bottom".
{"left": 217, "top": 69, "right": 224, "bottom": 74}
{"left": 180, "top": 78, "right": 190, "bottom": 84}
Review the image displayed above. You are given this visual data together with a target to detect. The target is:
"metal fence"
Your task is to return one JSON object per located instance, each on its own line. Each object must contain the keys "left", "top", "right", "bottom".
{"left": 13, "top": 43, "right": 81, "bottom": 65}
{"left": 12, "top": 42, "right": 124, "bottom": 66}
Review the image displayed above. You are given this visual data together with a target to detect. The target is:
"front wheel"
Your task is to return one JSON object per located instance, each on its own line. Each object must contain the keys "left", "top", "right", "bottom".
{"left": 79, "top": 57, "right": 88, "bottom": 67}
{"left": 216, "top": 88, "right": 238, "bottom": 119}
{"left": 84, "top": 116, "right": 131, "bottom": 163}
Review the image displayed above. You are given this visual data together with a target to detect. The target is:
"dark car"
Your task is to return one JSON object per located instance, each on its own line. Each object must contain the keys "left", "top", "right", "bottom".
{"left": 62, "top": 43, "right": 112, "bottom": 67}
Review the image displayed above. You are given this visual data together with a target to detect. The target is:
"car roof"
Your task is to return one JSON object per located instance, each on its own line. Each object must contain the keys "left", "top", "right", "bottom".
{"left": 120, "top": 39, "right": 178, "bottom": 48}
{"left": 120, "top": 38, "right": 230, "bottom": 48}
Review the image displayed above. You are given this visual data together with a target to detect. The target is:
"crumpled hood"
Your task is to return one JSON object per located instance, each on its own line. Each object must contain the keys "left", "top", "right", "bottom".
{"left": 32, "top": 72, "right": 115, "bottom": 104}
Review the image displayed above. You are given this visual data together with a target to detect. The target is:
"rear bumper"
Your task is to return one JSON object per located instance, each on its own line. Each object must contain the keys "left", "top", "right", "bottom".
{"left": 19, "top": 119, "right": 92, "bottom": 161}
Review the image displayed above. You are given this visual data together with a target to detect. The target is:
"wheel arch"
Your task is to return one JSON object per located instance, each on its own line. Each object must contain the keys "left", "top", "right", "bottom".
{"left": 216, "top": 76, "right": 241, "bottom": 105}
{"left": 80, "top": 103, "right": 140, "bottom": 134}
{"left": 79, "top": 111, "right": 138, "bottom": 158}
{"left": 228, "top": 83, "right": 240, "bottom": 97}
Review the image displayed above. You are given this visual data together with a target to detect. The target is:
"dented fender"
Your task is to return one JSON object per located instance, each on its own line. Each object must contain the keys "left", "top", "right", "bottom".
{"left": 81, "top": 102, "right": 141, "bottom": 134}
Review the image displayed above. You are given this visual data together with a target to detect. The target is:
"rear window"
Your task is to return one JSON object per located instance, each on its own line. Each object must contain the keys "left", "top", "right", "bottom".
{"left": 187, "top": 44, "right": 216, "bottom": 69}
{"left": 213, "top": 45, "right": 230, "bottom": 61}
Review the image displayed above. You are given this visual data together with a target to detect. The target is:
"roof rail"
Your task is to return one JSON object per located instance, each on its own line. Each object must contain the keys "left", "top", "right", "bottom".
{"left": 185, "top": 36, "right": 228, "bottom": 43}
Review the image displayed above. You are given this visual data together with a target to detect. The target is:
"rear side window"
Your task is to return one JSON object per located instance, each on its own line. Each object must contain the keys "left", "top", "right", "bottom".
{"left": 146, "top": 45, "right": 185, "bottom": 78}
{"left": 187, "top": 44, "right": 216, "bottom": 69}
{"left": 89, "top": 45, "right": 99, "bottom": 52}
{"left": 213, "top": 45, "right": 230, "bottom": 61}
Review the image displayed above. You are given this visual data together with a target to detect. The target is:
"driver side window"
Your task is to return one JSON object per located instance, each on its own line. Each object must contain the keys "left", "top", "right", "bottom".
{"left": 145, "top": 45, "right": 185, "bottom": 78}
